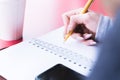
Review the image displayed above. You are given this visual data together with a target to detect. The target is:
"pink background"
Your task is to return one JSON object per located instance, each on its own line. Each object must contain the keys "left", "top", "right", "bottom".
{"left": 23, "top": 0, "right": 105, "bottom": 40}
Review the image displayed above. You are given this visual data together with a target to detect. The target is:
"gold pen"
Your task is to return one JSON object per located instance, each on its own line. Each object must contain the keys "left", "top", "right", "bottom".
{"left": 64, "top": 0, "right": 94, "bottom": 42}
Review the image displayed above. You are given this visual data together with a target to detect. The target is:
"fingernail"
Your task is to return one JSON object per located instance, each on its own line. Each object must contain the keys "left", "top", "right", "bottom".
{"left": 90, "top": 42, "right": 97, "bottom": 45}
{"left": 85, "top": 34, "right": 92, "bottom": 39}
{"left": 76, "top": 37, "right": 84, "bottom": 41}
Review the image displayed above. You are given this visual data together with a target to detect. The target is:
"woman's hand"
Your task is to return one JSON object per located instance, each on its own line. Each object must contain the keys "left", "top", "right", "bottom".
{"left": 62, "top": 8, "right": 101, "bottom": 45}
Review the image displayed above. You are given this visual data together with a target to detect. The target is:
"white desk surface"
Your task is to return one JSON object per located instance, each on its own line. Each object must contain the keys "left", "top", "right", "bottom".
{"left": 0, "top": 28, "right": 98, "bottom": 80}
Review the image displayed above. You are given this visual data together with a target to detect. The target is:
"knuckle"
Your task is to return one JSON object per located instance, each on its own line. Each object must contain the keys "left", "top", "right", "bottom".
{"left": 86, "top": 13, "right": 91, "bottom": 18}
{"left": 83, "top": 14, "right": 91, "bottom": 23}
{"left": 62, "top": 13, "right": 67, "bottom": 18}
{"left": 70, "top": 16, "right": 76, "bottom": 20}
{"left": 62, "top": 12, "right": 69, "bottom": 17}
{"left": 62, "top": 13, "right": 66, "bottom": 17}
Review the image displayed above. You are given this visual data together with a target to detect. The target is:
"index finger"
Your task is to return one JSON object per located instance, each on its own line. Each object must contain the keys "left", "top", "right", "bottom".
{"left": 62, "top": 8, "right": 82, "bottom": 36}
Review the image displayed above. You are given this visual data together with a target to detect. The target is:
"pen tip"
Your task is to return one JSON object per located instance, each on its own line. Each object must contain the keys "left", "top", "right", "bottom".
{"left": 64, "top": 37, "right": 68, "bottom": 42}
{"left": 64, "top": 30, "right": 73, "bottom": 42}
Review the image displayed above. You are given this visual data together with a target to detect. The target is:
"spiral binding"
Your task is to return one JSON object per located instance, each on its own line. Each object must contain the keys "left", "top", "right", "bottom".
{"left": 28, "top": 39, "right": 93, "bottom": 72}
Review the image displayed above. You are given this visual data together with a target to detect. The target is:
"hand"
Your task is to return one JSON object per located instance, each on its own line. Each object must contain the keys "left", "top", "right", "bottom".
{"left": 62, "top": 8, "right": 101, "bottom": 46}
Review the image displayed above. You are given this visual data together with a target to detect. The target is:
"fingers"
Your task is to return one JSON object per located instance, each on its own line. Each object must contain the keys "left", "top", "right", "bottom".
{"left": 71, "top": 33, "right": 93, "bottom": 40}
{"left": 62, "top": 8, "right": 99, "bottom": 46}
{"left": 82, "top": 34, "right": 97, "bottom": 46}
{"left": 67, "top": 14, "right": 85, "bottom": 33}
{"left": 62, "top": 8, "right": 83, "bottom": 36}
{"left": 81, "top": 40, "right": 97, "bottom": 46}
{"left": 67, "top": 16, "right": 77, "bottom": 33}
{"left": 71, "top": 33, "right": 96, "bottom": 46}
{"left": 71, "top": 33, "right": 84, "bottom": 41}
{"left": 62, "top": 8, "right": 83, "bottom": 25}
{"left": 83, "top": 33, "right": 92, "bottom": 39}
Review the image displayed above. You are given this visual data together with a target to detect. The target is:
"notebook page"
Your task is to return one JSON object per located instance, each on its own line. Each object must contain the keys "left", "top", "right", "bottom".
{"left": 39, "top": 27, "right": 98, "bottom": 62}
{"left": 0, "top": 27, "right": 98, "bottom": 79}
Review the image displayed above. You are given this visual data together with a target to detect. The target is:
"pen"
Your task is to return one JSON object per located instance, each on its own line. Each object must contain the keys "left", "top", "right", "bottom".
{"left": 64, "top": 0, "right": 94, "bottom": 42}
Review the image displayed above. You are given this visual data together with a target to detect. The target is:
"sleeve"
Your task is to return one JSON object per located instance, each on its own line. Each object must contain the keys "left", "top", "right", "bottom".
{"left": 87, "top": 11, "right": 120, "bottom": 80}
{"left": 95, "top": 15, "right": 113, "bottom": 42}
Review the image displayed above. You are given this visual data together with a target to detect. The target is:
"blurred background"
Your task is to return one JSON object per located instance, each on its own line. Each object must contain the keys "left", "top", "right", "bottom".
{"left": 23, "top": 0, "right": 106, "bottom": 40}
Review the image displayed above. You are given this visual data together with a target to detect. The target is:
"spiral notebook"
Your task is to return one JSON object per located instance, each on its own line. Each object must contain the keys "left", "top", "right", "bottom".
{"left": 28, "top": 38, "right": 95, "bottom": 71}
{"left": 0, "top": 27, "right": 98, "bottom": 80}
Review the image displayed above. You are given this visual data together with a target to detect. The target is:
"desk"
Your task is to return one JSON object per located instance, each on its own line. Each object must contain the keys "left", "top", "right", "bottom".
{"left": 0, "top": 28, "right": 98, "bottom": 80}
